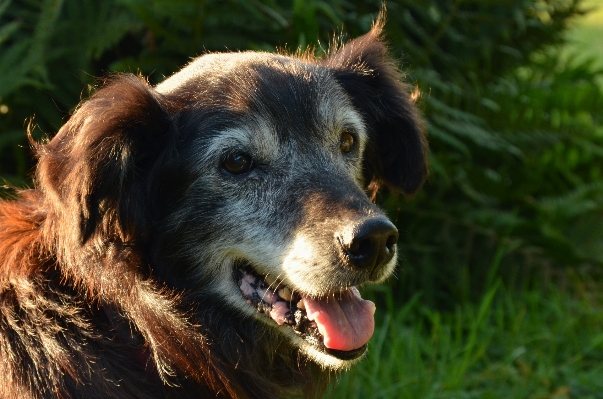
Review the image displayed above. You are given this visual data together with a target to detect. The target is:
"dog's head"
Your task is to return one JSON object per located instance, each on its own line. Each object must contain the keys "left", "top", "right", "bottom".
{"left": 36, "top": 21, "right": 427, "bottom": 371}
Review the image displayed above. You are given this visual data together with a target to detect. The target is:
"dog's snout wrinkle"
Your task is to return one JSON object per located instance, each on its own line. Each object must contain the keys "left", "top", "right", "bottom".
{"left": 339, "top": 217, "right": 398, "bottom": 272}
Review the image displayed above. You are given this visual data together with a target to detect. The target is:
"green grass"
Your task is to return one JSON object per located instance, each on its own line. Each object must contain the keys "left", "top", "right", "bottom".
{"left": 563, "top": 0, "right": 603, "bottom": 80}
{"left": 327, "top": 282, "right": 603, "bottom": 399}
{"left": 325, "top": 7, "right": 603, "bottom": 398}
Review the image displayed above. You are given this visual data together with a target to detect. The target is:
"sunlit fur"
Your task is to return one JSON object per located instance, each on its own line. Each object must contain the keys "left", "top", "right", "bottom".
{"left": 0, "top": 17, "right": 427, "bottom": 399}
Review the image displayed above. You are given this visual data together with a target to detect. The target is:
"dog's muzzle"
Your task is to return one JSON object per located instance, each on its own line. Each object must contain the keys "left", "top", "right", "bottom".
{"left": 235, "top": 210, "right": 399, "bottom": 362}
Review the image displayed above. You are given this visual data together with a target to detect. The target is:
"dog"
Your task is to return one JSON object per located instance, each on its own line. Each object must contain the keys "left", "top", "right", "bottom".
{"left": 0, "top": 17, "right": 427, "bottom": 399}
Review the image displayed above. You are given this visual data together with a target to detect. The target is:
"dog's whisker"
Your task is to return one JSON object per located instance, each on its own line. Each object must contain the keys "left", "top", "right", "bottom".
{"left": 1, "top": 11, "right": 426, "bottom": 396}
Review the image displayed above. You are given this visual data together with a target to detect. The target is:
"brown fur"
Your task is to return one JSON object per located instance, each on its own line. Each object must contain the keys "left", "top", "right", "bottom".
{"left": 0, "top": 18, "right": 427, "bottom": 399}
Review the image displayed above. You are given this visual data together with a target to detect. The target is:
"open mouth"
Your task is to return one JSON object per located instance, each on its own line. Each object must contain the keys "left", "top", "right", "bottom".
{"left": 235, "top": 264, "right": 375, "bottom": 361}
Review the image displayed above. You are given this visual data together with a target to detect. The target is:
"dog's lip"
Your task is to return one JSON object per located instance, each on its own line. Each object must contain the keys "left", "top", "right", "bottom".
{"left": 234, "top": 262, "right": 372, "bottom": 359}
{"left": 325, "top": 345, "right": 367, "bottom": 360}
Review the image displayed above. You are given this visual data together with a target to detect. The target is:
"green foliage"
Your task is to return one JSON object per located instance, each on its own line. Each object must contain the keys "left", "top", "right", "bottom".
{"left": 1, "top": 0, "right": 602, "bottom": 307}
{"left": 378, "top": 0, "right": 603, "bottom": 306}
{"left": 328, "top": 281, "right": 603, "bottom": 398}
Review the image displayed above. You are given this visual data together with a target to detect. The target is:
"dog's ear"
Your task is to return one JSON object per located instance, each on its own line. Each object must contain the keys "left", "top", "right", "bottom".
{"left": 323, "top": 18, "right": 428, "bottom": 195}
{"left": 35, "top": 74, "right": 176, "bottom": 244}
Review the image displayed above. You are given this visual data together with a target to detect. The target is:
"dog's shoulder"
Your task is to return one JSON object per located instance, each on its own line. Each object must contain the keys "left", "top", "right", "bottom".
{"left": 0, "top": 192, "right": 162, "bottom": 398}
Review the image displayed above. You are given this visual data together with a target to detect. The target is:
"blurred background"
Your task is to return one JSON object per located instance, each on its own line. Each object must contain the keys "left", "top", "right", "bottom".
{"left": 1, "top": 0, "right": 602, "bottom": 397}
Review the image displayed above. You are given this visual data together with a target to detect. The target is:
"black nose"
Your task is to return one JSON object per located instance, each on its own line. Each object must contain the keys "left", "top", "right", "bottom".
{"left": 340, "top": 217, "right": 398, "bottom": 271}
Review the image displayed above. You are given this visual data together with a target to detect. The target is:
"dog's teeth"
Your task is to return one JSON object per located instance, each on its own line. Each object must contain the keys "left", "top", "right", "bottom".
{"left": 278, "top": 287, "right": 292, "bottom": 301}
{"left": 264, "top": 275, "right": 276, "bottom": 286}
{"left": 296, "top": 299, "right": 305, "bottom": 310}
{"left": 284, "top": 312, "right": 295, "bottom": 325}
{"left": 242, "top": 273, "right": 257, "bottom": 285}
{"left": 293, "top": 309, "right": 305, "bottom": 330}
{"left": 257, "top": 288, "right": 279, "bottom": 304}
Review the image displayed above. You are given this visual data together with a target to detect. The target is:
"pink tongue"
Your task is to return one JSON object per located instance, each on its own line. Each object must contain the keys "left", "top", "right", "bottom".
{"left": 303, "top": 287, "right": 375, "bottom": 351}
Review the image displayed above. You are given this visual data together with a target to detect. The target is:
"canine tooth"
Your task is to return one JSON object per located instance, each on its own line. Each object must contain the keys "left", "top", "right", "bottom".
{"left": 278, "top": 287, "right": 292, "bottom": 301}
{"left": 296, "top": 299, "right": 305, "bottom": 310}
{"left": 264, "top": 275, "right": 276, "bottom": 286}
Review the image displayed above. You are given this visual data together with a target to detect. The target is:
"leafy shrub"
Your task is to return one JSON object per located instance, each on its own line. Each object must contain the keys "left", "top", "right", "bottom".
{"left": 1, "top": 0, "right": 601, "bottom": 307}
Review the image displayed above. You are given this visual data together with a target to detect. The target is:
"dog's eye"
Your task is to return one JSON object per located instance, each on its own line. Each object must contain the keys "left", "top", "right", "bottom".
{"left": 223, "top": 152, "right": 254, "bottom": 175}
{"left": 340, "top": 131, "right": 356, "bottom": 154}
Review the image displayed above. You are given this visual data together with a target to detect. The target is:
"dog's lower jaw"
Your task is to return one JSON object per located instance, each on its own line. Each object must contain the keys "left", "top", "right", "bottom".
{"left": 241, "top": 309, "right": 367, "bottom": 370}
{"left": 285, "top": 329, "right": 367, "bottom": 369}
{"left": 229, "top": 263, "right": 375, "bottom": 369}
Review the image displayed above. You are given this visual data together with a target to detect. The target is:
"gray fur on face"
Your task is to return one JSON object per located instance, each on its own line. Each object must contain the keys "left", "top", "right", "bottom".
{"left": 155, "top": 52, "right": 397, "bottom": 368}
{"left": 0, "top": 19, "right": 428, "bottom": 398}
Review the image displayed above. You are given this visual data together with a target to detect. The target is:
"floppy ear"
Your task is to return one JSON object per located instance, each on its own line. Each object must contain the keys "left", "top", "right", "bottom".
{"left": 323, "top": 18, "right": 428, "bottom": 195}
{"left": 35, "top": 74, "right": 176, "bottom": 244}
